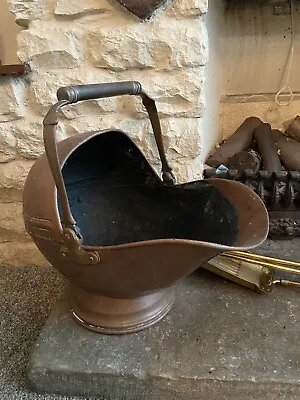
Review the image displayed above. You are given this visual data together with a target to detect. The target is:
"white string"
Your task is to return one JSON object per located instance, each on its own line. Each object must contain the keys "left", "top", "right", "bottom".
{"left": 244, "top": 94, "right": 281, "bottom": 123}
{"left": 244, "top": 1, "right": 296, "bottom": 123}
{"left": 274, "top": 0, "right": 295, "bottom": 107}
{"left": 226, "top": 2, "right": 296, "bottom": 125}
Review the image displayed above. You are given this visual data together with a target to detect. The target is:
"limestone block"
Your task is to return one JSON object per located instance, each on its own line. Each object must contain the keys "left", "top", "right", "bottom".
{"left": 0, "top": 77, "right": 26, "bottom": 122}
{"left": 0, "top": 160, "right": 33, "bottom": 190}
{"left": 0, "top": 241, "right": 49, "bottom": 267}
{"left": 65, "top": 114, "right": 161, "bottom": 171}
{"left": 0, "top": 202, "right": 26, "bottom": 241}
{"left": 62, "top": 98, "right": 118, "bottom": 121}
{"left": 55, "top": 0, "right": 114, "bottom": 17}
{"left": 65, "top": 112, "right": 156, "bottom": 155}
{"left": 66, "top": 114, "right": 146, "bottom": 141}
{"left": 88, "top": 18, "right": 208, "bottom": 71}
{"left": 29, "top": 67, "right": 205, "bottom": 119}
{"left": 28, "top": 71, "right": 84, "bottom": 116}
{"left": 0, "top": 188, "right": 23, "bottom": 202}
{"left": 164, "top": 157, "right": 202, "bottom": 183}
{"left": 163, "top": 118, "right": 203, "bottom": 183}
{"left": 15, "top": 119, "right": 43, "bottom": 159}
{"left": 0, "top": 124, "right": 17, "bottom": 162}
{"left": 167, "top": 0, "right": 208, "bottom": 17}
{"left": 60, "top": 67, "right": 205, "bottom": 121}
{"left": 18, "top": 22, "right": 82, "bottom": 69}
{"left": 180, "top": 154, "right": 204, "bottom": 182}
{"left": 163, "top": 118, "right": 202, "bottom": 159}
{"left": 65, "top": 114, "right": 202, "bottom": 182}
{"left": 14, "top": 118, "right": 65, "bottom": 159}
{"left": 117, "top": 67, "right": 205, "bottom": 118}
{"left": 28, "top": 69, "right": 117, "bottom": 116}
{"left": 8, "top": 0, "right": 45, "bottom": 27}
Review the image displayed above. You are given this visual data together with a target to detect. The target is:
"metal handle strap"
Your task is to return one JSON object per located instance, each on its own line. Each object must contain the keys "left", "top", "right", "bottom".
{"left": 43, "top": 81, "right": 174, "bottom": 230}
{"left": 141, "top": 94, "right": 174, "bottom": 184}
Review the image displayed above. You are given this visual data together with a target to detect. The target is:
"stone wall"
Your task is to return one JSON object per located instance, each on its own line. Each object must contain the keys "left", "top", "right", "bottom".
{"left": 0, "top": 0, "right": 208, "bottom": 266}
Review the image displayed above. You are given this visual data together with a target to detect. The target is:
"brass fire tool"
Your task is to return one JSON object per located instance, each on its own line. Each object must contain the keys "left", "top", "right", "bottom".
{"left": 203, "top": 251, "right": 300, "bottom": 293}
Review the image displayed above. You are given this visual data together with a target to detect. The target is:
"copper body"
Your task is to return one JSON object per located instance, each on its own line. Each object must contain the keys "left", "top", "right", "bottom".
{"left": 23, "top": 82, "right": 269, "bottom": 334}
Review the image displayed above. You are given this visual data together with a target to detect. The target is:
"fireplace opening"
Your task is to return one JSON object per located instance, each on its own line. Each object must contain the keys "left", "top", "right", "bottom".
{"left": 204, "top": 0, "right": 300, "bottom": 239}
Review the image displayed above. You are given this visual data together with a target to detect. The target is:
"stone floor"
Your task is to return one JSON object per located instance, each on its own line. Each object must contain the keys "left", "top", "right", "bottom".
{"left": 0, "top": 239, "right": 300, "bottom": 399}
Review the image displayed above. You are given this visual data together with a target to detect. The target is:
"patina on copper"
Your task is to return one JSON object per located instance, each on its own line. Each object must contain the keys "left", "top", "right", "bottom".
{"left": 23, "top": 81, "right": 269, "bottom": 334}
{"left": 116, "top": 0, "right": 170, "bottom": 19}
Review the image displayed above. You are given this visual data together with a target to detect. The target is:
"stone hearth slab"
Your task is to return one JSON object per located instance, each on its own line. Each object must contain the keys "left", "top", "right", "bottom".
{"left": 27, "top": 246, "right": 300, "bottom": 399}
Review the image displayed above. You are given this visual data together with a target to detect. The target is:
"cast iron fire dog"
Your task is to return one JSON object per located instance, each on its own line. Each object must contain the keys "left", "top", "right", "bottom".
{"left": 23, "top": 82, "right": 268, "bottom": 334}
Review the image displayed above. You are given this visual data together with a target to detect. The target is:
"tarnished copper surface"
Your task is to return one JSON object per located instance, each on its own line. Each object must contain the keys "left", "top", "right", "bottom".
{"left": 23, "top": 82, "right": 269, "bottom": 334}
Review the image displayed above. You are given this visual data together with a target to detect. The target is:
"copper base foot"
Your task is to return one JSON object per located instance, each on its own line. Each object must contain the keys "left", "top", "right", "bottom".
{"left": 69, "top": 287, "right": 174, "bottom": 334}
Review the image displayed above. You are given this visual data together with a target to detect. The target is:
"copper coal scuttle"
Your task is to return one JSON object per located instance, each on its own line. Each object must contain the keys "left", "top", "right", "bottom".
{"left": 23, "top": 82, "right": 269, "bottom": 334}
